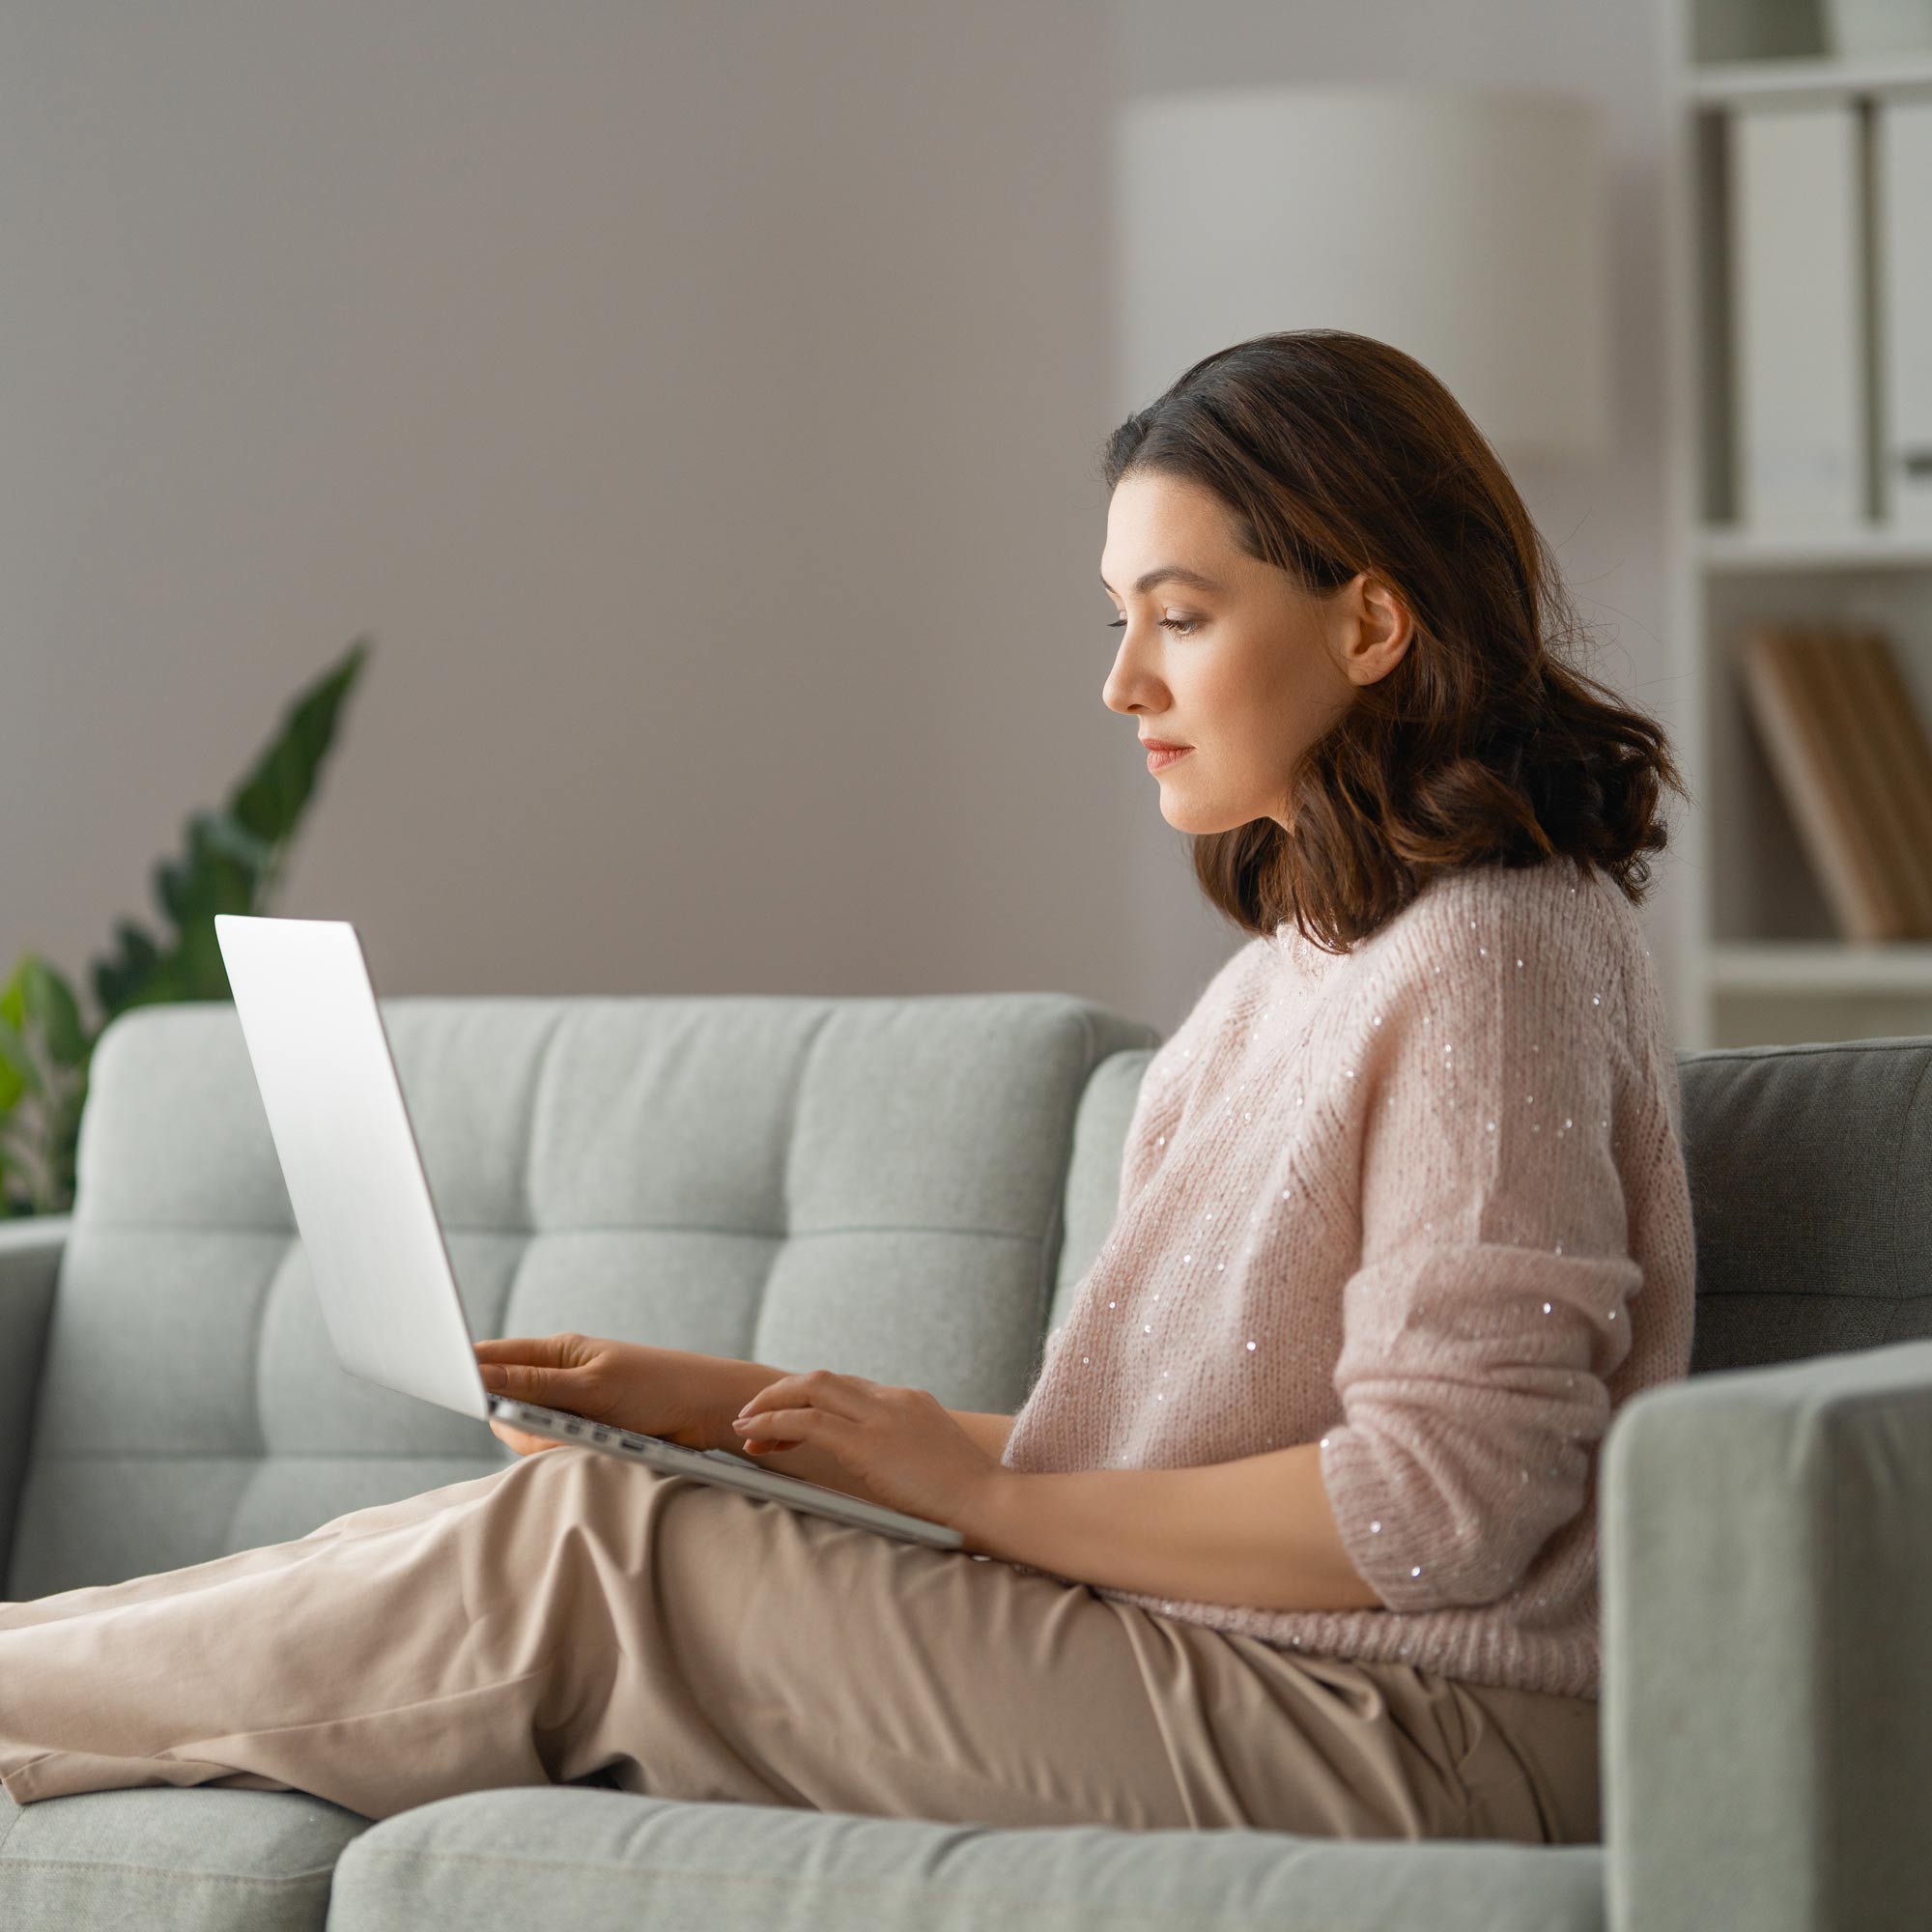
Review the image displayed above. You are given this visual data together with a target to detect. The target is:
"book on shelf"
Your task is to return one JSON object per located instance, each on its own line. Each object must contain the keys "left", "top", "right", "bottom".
{"left": 1851, "top": 630, "right": 1932, "bottom": 928}
{"left": 1733, "top": 623, "right": 1932, "bottom": 941}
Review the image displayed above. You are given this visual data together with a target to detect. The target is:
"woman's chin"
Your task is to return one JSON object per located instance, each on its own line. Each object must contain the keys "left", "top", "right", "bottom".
{"left": 1160, "top": 798, "right": 1247, "bottom": 837}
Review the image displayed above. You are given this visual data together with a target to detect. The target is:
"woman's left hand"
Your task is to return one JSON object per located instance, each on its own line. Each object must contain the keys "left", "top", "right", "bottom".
{"left": 730, "top": 1370, "right": 1006, "bottom": 1537}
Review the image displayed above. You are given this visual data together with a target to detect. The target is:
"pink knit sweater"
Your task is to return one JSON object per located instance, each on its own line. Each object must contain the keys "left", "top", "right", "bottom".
{"left": 1000, "top": 854, "right": 1696, "bottom": 1700}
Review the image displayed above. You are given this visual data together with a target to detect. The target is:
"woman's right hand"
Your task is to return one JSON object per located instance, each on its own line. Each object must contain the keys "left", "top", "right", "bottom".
{"left": 472, "top": 1332, "right": 723, "bottom": 1459}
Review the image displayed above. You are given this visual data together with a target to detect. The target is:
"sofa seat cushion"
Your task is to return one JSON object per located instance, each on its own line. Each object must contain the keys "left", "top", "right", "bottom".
{"left": 0, "top": 1783, "right": 368, "bottom": 1932}
{"left": 327, "top": 1785, "right": 1606, "bottom": 1932}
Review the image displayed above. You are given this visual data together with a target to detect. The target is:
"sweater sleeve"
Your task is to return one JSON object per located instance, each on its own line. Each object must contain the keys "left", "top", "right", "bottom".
{"left": 1315, "top": 900, "right": 1645, "bottom": 1613}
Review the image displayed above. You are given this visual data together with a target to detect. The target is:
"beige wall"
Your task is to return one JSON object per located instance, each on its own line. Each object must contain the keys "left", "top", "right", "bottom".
{"left": 2, "top": 1, "right": 1687, "bottom": 1046}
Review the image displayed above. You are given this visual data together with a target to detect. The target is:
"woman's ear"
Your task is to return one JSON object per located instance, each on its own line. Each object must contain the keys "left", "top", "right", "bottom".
{"left": 1344, "top": 573, "right": 1415, "bottom": 687}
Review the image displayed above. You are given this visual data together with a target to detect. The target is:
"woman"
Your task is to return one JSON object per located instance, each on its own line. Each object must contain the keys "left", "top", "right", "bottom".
{"left": 0, "top": 329, "right": 1694, "bottom": 1844}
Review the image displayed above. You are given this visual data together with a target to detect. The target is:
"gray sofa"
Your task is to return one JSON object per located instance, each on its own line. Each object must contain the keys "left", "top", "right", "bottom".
{"left": 0, "top": 992, "right": 1927, "bottom": 1932}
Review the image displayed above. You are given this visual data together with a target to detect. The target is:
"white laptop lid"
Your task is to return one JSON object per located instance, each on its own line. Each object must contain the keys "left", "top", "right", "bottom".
{"left": 214, "top": 914, "right": 492, "bottom": 1422}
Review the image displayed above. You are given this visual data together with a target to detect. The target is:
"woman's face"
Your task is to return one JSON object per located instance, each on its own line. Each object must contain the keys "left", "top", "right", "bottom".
{"left": 1099, "top": 469, "right": 1412, "bottom": 835}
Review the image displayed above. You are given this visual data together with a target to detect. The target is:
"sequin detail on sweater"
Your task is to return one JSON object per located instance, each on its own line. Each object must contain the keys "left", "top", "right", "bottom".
{"left": 999, "top": 855, "right": 1696, "bottom": 1700}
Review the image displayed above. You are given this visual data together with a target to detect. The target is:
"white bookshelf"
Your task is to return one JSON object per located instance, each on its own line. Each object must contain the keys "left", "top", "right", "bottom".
{"left": 1662, "top": 0, "right": 1932, "bottom": 1048}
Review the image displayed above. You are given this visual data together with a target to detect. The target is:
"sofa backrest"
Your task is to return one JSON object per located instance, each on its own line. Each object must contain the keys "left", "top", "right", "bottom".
{"left": 1674, "top": 1036, "right": 1932, "bottom": 1375}
{"left": 3, "top": 995, "right": 1157, "bottom": 1600}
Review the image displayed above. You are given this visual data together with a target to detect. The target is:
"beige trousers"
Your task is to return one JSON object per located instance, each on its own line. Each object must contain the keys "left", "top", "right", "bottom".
{"left": 0, "top": 1445, "right": 1600, "bottom": 1841}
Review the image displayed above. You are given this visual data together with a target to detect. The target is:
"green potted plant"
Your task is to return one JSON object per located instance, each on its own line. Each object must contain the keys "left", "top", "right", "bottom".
{"left": 0, "top": 637, "right": 371, "bottom": 1217}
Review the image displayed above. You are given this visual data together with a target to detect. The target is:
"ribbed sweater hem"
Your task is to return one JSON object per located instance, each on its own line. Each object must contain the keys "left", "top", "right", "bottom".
{"left": 1090, "top": 1584, "right": 1601, "bottom": 1700}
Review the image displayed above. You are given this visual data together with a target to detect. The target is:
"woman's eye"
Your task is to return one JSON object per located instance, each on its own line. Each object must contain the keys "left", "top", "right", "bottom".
{"left": 1105, "top": 616, "right": 1201, "bottom": 638}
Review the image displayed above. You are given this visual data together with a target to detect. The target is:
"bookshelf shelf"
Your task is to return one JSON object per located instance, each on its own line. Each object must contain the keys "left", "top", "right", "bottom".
{"left": 1685, "top": 51, "right": 1932, "bottom": 104}
{"left": 1698, "top": 527, "right": 1932, "bottom": 572}
{"left": 1665, "top": 0, "right": 1932, "bottom": 1049}
{"left": 1712, "top": 941, "right": 1932, "bottom": 992}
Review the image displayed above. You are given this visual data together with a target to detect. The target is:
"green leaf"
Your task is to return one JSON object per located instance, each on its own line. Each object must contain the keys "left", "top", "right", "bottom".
{"left": 196, "top": 810, "right": 278, "bottom": 874}
{"left": 0, "top": 952, "right": 93, "bottom": 1218}
{"left": 91, "top": 919, "right": 161, "bottom": 1017}
{"left": 20, "top": 956, "right": 86, "bottom": 1065}
{"left": 229, "top": 637, "right": 371, "bottom": 846}
{"left": 86, "top": 636, "right": 372, "bottom": 1013}
{"left": 0, "top": 1013, "right": 35, "bottom": 1098}
{"left": 0, "top": 959, "right": 48, "bottom": 1095}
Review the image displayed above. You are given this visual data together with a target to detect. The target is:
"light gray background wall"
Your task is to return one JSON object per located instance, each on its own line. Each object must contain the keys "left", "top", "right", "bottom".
{"left": 2, "top": 0, "right": 1689, "bottom": 1045}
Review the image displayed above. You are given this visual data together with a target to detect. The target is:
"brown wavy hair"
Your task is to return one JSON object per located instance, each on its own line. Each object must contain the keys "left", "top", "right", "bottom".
{"left": 1102, "top": 329, "right": 1690, "bottom": 956}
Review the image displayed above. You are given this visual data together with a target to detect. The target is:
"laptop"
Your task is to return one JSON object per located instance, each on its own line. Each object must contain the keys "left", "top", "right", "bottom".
{"left": 212, "top": 914, "right": 963, "bottom": 1550}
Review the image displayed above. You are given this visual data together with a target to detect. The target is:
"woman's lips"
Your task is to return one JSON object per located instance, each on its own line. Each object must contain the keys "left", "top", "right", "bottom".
{"left": 1146, "top": 745, "right": 1193, "bottom": 773}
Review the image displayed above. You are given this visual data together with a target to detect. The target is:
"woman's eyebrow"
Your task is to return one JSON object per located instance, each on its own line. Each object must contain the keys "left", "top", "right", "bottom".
{"left": 1098, "top": 565, "right": 1226, "bottom": 595}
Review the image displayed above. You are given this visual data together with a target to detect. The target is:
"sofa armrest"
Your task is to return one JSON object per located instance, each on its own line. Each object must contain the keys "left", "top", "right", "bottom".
{"left": 0, "top": 1215, "right": 66, "bottom": 1589}
{"left": 1602, "top": 1335, "right": 1932, "bottom": 1932}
